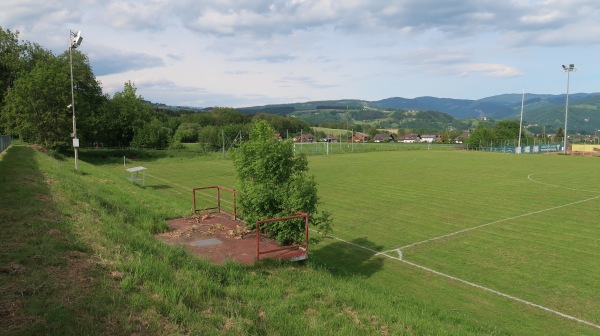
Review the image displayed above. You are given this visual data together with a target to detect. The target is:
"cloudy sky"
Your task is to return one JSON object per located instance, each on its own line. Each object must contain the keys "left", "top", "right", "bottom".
{"left": 2, "top": 0, "right": 599, "bottom": 107}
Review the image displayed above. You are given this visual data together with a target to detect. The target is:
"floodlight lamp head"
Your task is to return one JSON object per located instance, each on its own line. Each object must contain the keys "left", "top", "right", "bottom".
{"left": 71, "top": 31, "right": 83, "bottom": 48}
{"left": 562, "top": 65, "right": 567, "bottom": 70}
{"left": 569, "top": 64, "right": 575, "bottom": 69}
{"left": 67, "top": 104, "right": 73, "bottom": 109}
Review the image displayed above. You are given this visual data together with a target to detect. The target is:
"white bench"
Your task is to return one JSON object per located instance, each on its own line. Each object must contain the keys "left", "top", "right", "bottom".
{"left": 125, "top": 166, "right": 146, "bottom": 186}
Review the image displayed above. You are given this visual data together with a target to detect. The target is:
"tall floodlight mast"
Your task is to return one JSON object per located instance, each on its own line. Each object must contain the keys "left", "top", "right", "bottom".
{"left": 69, "top": 30, "right": 83, "bottom": 170}
{"left": 518, "top": 89, "right": 524, "bottom": 151}
{"left": 562, "top": 64, "right": 576, "bottom": 154}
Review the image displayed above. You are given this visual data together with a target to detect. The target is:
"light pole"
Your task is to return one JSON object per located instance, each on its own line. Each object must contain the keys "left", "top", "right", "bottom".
{"left": 69, "top": 30, "right": 83, "bottom": 170}
{"left": 518, "top": 89, "right": 524, "bottom": 151}
{"left": 562, "top": 64, "right": 576, "bottom": 154}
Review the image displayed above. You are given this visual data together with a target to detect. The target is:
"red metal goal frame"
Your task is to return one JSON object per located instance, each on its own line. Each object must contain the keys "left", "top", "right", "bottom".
{"left": 255, "top": 211, "right": 309, "bottom": 261}
{"left": 192, "top": 186, "right": 237, "bottom": 220}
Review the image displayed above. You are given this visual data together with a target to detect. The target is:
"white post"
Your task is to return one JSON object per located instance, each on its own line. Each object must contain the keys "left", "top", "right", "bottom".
{"left": 562, "top": 64, "right": 576, "bottom": 154}
{"left": 69, "top": 31, "right": 78, "bottom": 171}
{"left": 222, "top": 129, "right": 225, "bottom": 158}
{"left": 518, "top": 89, "right": 524, "bottom": 151}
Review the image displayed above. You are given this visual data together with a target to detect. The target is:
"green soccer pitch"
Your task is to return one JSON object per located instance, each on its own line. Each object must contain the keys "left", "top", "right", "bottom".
{"left": 118, "top": 149, "right": 600, "bottom": 334}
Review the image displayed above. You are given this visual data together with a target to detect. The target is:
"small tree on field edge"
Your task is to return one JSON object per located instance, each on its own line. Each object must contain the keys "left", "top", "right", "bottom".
{"left": 232, "top": 120, "right": 332, "bottom": 245}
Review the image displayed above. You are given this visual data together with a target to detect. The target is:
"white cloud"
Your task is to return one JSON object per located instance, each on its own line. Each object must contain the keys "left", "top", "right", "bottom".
{"left": 2, "top": 0, "right": 600, "bottom": 106}
{"left": 457, "top": 64, "right": 524, "bottom": 78}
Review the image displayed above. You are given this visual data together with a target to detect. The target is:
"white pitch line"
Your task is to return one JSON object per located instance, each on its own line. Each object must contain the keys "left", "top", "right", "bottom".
{"left": 144, "top": 173, "right": 235, "bottom": 205}
{"left": 528, "top": 173, "right": 600, "bottom": 193}
{"left": 397, "top": 257, "right": 600, "bottom": 330}
{"left": 145, "top": 173, "right": 193, "bottom": 192}
{"left": 379, "top": 194, "right": 600, "bottom": 255}
{"left": 310, "top": 229, "right": 391, "bottom": 256}
{"left": 317, "top": 231, "right": 600, "bottom": 331}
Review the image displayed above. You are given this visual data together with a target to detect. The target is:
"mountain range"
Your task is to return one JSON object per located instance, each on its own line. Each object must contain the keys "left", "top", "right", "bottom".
{"left": 235, "top": 93, "right": 600, "bottom": 134}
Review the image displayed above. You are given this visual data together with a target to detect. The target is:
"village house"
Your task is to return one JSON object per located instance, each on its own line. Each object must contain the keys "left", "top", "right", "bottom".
{"left": 373, "top": 133, "right": 396, "bottom": 143}
{"left": 351, "top": 134, "right": 369, "bottom": 142}
{"left": 402, "top": 133, "right": 421, "bottom": 143}
{"left": 454, "top": 131, "right": 470, "bottom": 144}
{"left": 292, "top": 134, "right": 315, "bottom": 142}
{"left": 420, "top": 134, "right": 440, "bottom": 143}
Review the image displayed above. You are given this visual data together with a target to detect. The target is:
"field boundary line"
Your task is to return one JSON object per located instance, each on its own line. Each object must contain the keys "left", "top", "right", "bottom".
{"left": 527, "top": 173, "right": 600, "bottom": 193}
{"left": 145, "top": 173, "right": 192, "bottom": 192}
{"left": 310, "top": 230, "right": 388, "bottom": 256}
{"left": 379, "top": 195, "right": 600, "bottom": 255}
{"left": 144, "top": 173, "right": 235, "bottom": 205}
{"left": 315, "top": 230, "right": 600, "bottom": 331}
{"left": 398, "top": 257, "right": 600, "bottom": 330}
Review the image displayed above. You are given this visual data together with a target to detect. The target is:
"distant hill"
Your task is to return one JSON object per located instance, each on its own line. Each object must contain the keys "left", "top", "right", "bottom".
{"left": 237, "top": 99, "right": 369, "bottom": 115}
{"left": 154, "top": 92, "right": 600, "bottom": 134}
{"left": 373, "top": 96, "right": 514, "bottom": 119}
{"left": 524, "top": 93, "right": 600, "bottom": 134}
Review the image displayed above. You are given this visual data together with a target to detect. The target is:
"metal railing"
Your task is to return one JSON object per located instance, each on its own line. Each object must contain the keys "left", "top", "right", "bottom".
{"left": 0, "top": 135, "right": 11, "bottom": 153}
{"left": 255, "top": 211, "right": 309, "bottom": 261}
{"left": 192, "top": 186, "right": 237, "bottom": 220}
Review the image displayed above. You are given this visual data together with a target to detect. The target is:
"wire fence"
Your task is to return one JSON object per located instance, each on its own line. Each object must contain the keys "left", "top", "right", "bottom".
{"left": 0, "top": 135, "right": 11, "bottom": 153}
{"left": 293, "top": 141, "right": 456, "bottom": 155}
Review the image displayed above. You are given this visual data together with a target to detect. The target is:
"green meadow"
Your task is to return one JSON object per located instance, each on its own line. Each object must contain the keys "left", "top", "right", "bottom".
{"left": 1, "top": 144, "right": 599, "bottom": 335}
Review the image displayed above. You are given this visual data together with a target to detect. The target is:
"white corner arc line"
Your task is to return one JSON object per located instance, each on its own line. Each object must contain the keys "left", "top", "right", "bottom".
{"left": 528, "top": 173, "right": 600, "bottom": 193}
{"left": 379, "top": 195, "right": 600, "bottom": 254}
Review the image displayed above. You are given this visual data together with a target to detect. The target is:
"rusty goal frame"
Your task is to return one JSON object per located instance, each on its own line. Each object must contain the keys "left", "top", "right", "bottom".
{"left": 192, "top": 186, "right": 237, "bottom": 220}
{"left": 192, "top": 185, "right": 309, "bottom": 261}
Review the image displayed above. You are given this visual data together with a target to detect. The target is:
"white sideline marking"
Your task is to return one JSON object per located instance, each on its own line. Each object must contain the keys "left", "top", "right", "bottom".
{"left": 527, "top": 173, "right": 600, "bottom": 193}
{"left": 145, "top": 173, "right": 191, "bottom": 192}
{"left": 144, "top": 173, "right": 235, "bottom": 205}
{"left": 316, "top": 230, "right": 600, "bottom": 330}
{"left": 397, "top": 257, "right": 600, "bottom": 330}
{"left": 310, "top": 229, "right": 388, "bottom": 256}
{"left": 379, "top": 195, "right": 600, "bottom": 255}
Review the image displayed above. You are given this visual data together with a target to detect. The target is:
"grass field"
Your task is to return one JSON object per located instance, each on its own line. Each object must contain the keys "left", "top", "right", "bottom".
{"left": 116, "top": 149, "right": 600, "bottom": 334}
{"left": 2, "top": 145, "right": 599, "bottom": 335}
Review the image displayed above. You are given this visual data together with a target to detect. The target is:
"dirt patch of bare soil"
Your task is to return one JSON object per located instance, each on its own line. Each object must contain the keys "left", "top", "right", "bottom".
{"left": 156, "top": 212, "right": 307, "bottom": 264}
{"left": 27, "top": 144, "right": 48, "bottom": 153}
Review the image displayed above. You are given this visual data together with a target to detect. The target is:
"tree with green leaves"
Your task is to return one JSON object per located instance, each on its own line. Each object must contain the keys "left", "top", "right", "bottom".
{"left": 0, "top": 33, "right": 104, "bottom": 149}
{"left": 493, "top": 120, "right": 521, "bottom": 142}
{"left": 232, "top": 120, "right": 331, "bottom": 245}
{"left": 465, "top": 124, "right": 494, "bottom": 148}
{"left": 94, "top": 81, "right": 156, "bottom": 147}
{"left": 1, "top": 54, "right": 73, "bottom": 148}
{"left": 130, "top": 117, "right": 171, "bottom": 149}
{"left": 0, "top": 27, "right": 23, "bottom": 109}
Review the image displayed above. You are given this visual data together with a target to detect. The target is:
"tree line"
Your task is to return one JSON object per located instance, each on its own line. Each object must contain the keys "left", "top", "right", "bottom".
{"left": 0, "top": 27, "right": 311, "bottom": 151}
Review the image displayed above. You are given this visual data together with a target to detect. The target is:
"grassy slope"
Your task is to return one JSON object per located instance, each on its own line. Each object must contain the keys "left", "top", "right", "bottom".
{"left": 1, "top": 145, "right": 515, "bottom": 335}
